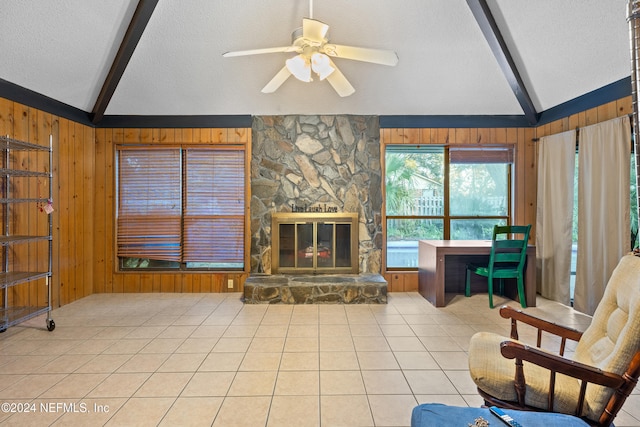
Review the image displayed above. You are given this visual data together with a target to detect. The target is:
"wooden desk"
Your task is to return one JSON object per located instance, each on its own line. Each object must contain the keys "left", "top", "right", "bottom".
{"left": 418, "top": 240, "right": 536, "bottom": 307}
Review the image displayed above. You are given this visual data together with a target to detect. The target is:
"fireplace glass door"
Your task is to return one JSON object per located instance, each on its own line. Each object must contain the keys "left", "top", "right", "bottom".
{"left": 272, "top": 213, "right": 358, "bottom": 274}
{"left": 297, "top": 222, "right": 314, "bottom": 268}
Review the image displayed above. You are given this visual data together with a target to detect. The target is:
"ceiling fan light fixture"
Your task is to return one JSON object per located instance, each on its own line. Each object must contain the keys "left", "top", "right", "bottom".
{"left": 311, "top": 52, "right": 334, "bottom": 80}
{"left": 286, "top": 54, "right": 312, "bottom": 82}
{"left": 224, "top": 1, "right": 397, "bottom": 96}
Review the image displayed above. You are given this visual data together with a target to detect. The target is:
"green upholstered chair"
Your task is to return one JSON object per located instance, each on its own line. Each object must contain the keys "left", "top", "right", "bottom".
{"left": 468, "top": 253, "right": 640, "bottom": 427}
{"left": 465, "top": 224, "right": 531, "bottom": 308}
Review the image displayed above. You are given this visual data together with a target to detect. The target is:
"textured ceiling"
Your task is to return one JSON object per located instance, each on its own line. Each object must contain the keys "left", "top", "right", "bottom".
{"left": 0, "top": 0, "right": 632, "bottom": 124}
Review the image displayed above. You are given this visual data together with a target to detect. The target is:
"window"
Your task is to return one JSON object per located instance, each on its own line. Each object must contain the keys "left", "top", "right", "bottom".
{"left": 117, "top": 147, "right": 182, "bottom": 267}
{"left": 385, "top": 146, "right": 444, "bottom": 268}
{"left": 449, "top": 146, "right": 512, "bottom": 239}
{"left": 385, "top": 145, "right": 513, "bottom": 269}
{"left": 116, "top": 146, "right": 245, "bottom": 270}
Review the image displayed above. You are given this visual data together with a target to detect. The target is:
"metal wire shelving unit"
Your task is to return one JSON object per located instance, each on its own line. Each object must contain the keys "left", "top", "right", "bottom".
{"left": 0, "top": 135, "right": 54, "bottom": 332}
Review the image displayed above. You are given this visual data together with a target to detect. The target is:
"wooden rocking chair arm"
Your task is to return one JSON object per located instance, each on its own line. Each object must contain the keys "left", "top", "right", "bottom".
{"left": 500, "top": 341, "right": 625, "bottom": 389}
{"left": 499, "top": 305, "right": 584, "bottom": 342}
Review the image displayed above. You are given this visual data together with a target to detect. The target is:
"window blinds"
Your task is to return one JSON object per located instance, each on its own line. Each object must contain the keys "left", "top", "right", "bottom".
{"left": 449, "top": 146, "right": 514, "bottom": 164}
{"left": 116, "top": 146, "right": 245, "bottom": 267}
{"left": 117, "top": 147, "right": 182, "bottom": 261}
{"left": 183, "top": 148, "right": 245, "bottom": 264}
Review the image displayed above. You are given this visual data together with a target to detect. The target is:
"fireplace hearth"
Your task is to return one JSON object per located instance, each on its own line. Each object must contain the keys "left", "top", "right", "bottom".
{"left": 244, "top": 273, "right": 387, "bottom": 304}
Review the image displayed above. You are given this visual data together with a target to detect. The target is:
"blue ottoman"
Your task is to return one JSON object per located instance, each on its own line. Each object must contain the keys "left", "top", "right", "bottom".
{"left": 411, "top": 403, "right": 592, "bottom": 427}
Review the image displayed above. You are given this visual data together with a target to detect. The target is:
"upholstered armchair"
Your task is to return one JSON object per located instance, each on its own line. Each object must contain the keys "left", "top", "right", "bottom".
{"left": 468, "top": 253, "right": 640, "bottom": 427}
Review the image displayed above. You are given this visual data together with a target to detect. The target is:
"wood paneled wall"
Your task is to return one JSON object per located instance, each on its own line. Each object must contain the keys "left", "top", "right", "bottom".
{"left": 536, "top": 97, "right": 633, "bottom": 138}
{"left": 92, "top": 127, "right": 251, "bottom": 295}
{"left": 1, "top": 95, "right": 632, "bottom": 305}
{"left": 0, "top": 97, "right": 94, "bottom": 308}
{"left": 380, "top": 97, "right": 633, "bottom": 291}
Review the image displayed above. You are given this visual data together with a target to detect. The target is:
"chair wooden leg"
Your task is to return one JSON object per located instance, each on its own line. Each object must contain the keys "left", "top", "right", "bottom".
{"left": 465, "top": 269, "right": 471, "bottom": 297}
{"left": 517, "top": 275, "right": 527, "bottom": 308}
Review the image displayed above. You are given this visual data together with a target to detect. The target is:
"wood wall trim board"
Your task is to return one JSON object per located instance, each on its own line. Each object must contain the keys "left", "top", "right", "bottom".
{"left": 536, "top": 78, "right": 631, "bottom": 127}
{"left": 2, "top": 78, "right": 630, "bottom": 130}
{"left": 0, "top": 78, "right": 93, "bottom": 126}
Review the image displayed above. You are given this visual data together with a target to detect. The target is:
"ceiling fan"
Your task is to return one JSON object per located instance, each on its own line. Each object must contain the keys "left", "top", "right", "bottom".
{"left": 222, "top": 1, "right": 398, "bottom": 97}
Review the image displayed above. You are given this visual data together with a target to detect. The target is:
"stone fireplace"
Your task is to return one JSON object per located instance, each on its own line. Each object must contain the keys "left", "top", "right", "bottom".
{"left": 250, "top": 115, "right": 383, "bottom": 275}
{"left": 246, "top": 115, "right": 386, "bottom": 304}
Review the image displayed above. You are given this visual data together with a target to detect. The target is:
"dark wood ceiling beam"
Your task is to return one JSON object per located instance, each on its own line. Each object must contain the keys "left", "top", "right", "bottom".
{"left": 91, "top": 0, "right": 159, "bottom": 124}
{"left": 466, "top": 0, "right": 539, "bottom": 125}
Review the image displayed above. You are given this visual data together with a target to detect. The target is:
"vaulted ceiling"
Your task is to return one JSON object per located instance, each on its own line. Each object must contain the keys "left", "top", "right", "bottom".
{"left": 0, "top": 0, "right": 632, "bottom": 127}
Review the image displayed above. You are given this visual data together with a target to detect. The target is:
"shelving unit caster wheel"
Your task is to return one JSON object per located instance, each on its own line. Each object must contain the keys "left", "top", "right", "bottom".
{"left": 46, "top": 319, "right": 55, "bottom": 331}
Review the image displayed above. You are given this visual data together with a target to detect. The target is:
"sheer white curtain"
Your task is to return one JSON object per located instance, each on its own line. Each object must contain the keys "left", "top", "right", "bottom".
{"left": 574, "top": 116, "right": 631, "bottom": 315}
{"left": 536, "top": 130, "right": 576, "bottom": 305}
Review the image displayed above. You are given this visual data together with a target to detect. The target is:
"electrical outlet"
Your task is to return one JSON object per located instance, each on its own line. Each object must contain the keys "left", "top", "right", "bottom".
{"left": 227, "top": 279, "right": 234, "bottom": 289}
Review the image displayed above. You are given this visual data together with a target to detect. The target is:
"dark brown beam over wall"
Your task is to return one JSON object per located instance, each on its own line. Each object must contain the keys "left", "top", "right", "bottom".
{"left": 91, "top": 0, "right": 160, "bottom": 124}
{"left": 466, "top": 0, "right": 539, "bottom": 125}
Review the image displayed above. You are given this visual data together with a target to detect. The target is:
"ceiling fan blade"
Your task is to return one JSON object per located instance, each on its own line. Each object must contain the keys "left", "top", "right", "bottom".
{"left": 323, "top": 44, "right": 398, "bottom": 66}
{"left": 325, "top": 61, "right": 355, "bottom": 97}
{"left": 223, "top": 46, "right": 296, "bottom": 57}
{"left": 302, "top": 18, "right": 329, "bottom": 43}
{"left": 261, "top": 66, "right": 292, "bottom": 93}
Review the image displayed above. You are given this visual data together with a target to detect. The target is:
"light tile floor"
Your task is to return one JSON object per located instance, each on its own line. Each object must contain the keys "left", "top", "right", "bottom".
{"left": 1, "top": 291, "right": 639, "bottom": 427}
